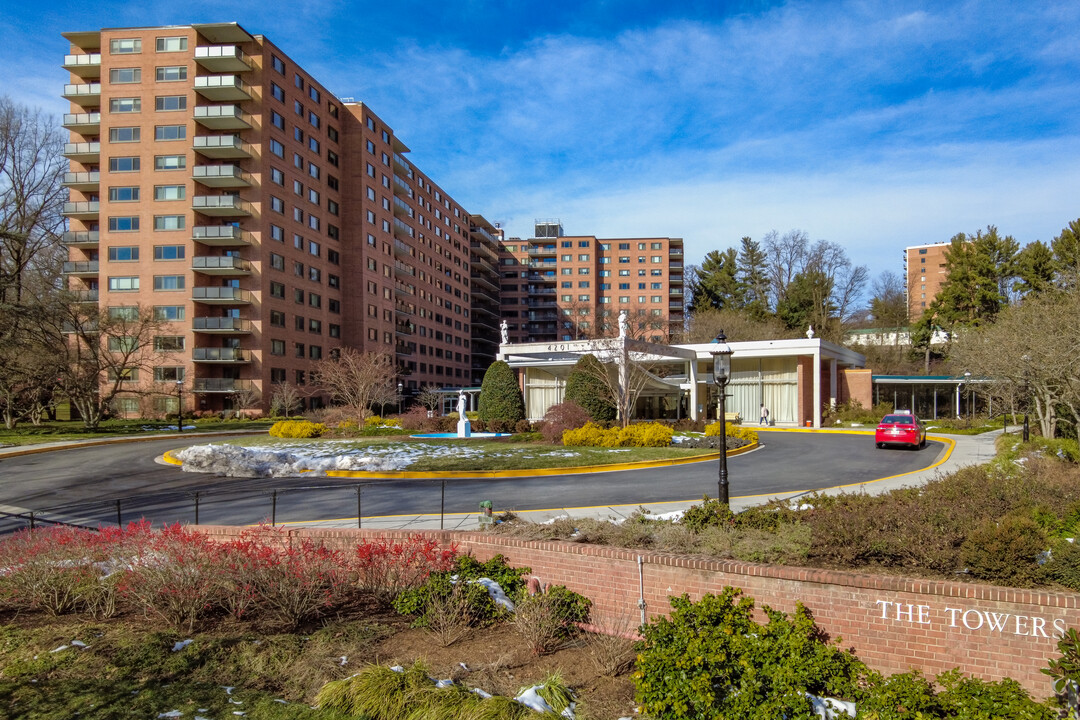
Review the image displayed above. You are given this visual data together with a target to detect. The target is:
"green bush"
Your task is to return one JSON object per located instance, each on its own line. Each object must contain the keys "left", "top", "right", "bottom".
{"left": 564, "top": 354, "right": 617, "bottom": 422}
{"left": 478, "top": 361, "right": 525, "bottom": 425}
{"left": 268, "top": 420, "right": 327, "bottom": 438}
{"left": 1046, "top": 539, "right": 1080, "bottom": 591}
{"left": 960, "top": 514, "right": 1047, "bottom": 586}
{"left": 634, "top": 587, "right": 863, "bottom": 720}
{"left": 393, "top": 554, "right": 530, "bottom": 628}
{"left": 679, "top": 495, "right": 733, "bottom": 532}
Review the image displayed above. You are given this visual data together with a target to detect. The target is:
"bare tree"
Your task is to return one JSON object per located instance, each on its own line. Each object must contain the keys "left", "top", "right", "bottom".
{"left": 230, "top": 383, "right": 264, "bottom": 418}
{"left": 415, "top": 383, "right": 444, "bottom": 414}
{"left": 0, "top": 98, "right": 66, "bottom": 305}
{"left": 572, "top": 337, "right": 672, "bottom": 427}
{"left": 269, "top": 381, "right": 304, "bottom": 418}
{"left": 686, "top": 308, "right": 791, "bottom": 343}
{"left": 311, "top": 348, "right": 397, "bottom": 424}
{"left": 51, "top": 302, "right": 169, "bottom": 429}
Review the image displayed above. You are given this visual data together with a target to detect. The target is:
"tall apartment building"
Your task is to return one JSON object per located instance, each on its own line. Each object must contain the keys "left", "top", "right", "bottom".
{"left": 498, "top": 220, "right": 685, "bottom": 344}
{"left": 61, "top": 23, "right": 479, "bottom": 415}
{"left": 904, "top": 242, "right": 953, "bottom": 322}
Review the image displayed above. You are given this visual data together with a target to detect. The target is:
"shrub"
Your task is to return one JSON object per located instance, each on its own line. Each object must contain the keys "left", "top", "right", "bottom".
{"left": 565, "top": 354, "right": 617, "bottom": 422}
{"left": 563, "top": 421, "right": 672, "bottom": 447}
{"left": 634, "top": 587, "right": 864, "bottom": 720}
{"left": 705, "top": 422, "right": 759, "bottom": 444}
{"left": 268, "top": 419, "right": 327, "bottom": 438}
{"left": 960, "top": 514, "right": 1047, "bottom": 586}
{"left": 393, "top": 554, "right": 530, "bottom": 628}
{"left": 478, "top": 360, "right": 525, "bottom": 425}
{"left": 0, "top": 525, "right": 103, "bottom": 616}
{"left": 351, "top": 535, "right": 457, "bottom": 607}
{"left": 679, "top": 495, "right": 733, "bottom": 532}
{"left": 1045, "top": 538, "right": 1080, "bottom": 591}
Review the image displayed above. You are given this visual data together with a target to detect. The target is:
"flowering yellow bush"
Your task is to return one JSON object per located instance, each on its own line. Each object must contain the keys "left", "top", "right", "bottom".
{"left": 364, "top": 415, "right": 401, "bottom": 428}
{"left": 269, "top": 420, "right": 328, "bottom": 438}
{"left": 704, "top": 422, "right": 759, "bottom": 444}
{"left": 563, "top": 422, "right": 673, "bottom": 448}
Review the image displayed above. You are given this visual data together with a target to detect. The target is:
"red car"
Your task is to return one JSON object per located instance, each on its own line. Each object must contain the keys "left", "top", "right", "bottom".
{"left": 875, "top": 412, "right": 926, "bottom": 449}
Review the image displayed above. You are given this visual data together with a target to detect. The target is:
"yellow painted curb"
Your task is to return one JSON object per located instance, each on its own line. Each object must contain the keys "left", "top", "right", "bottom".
{"left": 162, "top": 440, "right": 760, "bottom": 478}
{"left": 0, "top": 430, "right": 266, "bottom": 460}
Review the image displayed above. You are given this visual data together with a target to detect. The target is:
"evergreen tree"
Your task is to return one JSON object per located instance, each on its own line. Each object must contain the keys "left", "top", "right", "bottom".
{"left": 736, "top": 236, "right": 770, "bottom": 320}
{"left": 1013, "top": 240, "right": 1056, "bottom": 296}
{"left": 564, "top": 354, "right": 617, "bottom": 422}
{"left": 775, "top": 268, "right": 835, "bottom": 337}
{"left": 931, "top": 233, "right": 1005, "bottom": 329}
{"left": 1052, "top": 219, "right": 1080, "bottom": 286}
{"left": 478, "top": 360, "right": 525, "bottom": 424}
{"left": 687, "top": 248, "right": 741, "bottom": 313}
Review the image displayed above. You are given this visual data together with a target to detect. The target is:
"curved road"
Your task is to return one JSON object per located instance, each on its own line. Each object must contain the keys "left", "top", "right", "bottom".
{"left": 0, "top": 432, "right": 946, "bottom": 530}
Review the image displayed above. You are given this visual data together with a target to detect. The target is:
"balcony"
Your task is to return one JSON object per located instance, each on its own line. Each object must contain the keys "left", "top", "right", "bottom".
{"left": 395, "top": 322, "right": 415, "bottom": 336}
{"left": 62, "top": 82, "right": 101, "bottom": 107}
{"left": 192, "top": 287, "right": 252, "bottom": 304}
{"left": 393, "top": 283, "right": 415, "bottom": 297}
{"left": 394, "top": 303, "right": 416, "bottom": 317}
{"left": 392, "top": 174, "right": 413, "bottom": 199}
{"left": 392, "top": 152, "right": 413, "bottom": 178}
{"left": 394, "top": 344, "right": 414, "bottom": 357}
{"left": 392, "top": 196, "right": 413, "bottom": 219}
{"left": 527, "top": 245, "right": 557, "bottom": 257}
{"left": 670, "top": 246, "right": 684, "bottom": 257}
{"left": 193, "top": 135, "right": 251, "bottom": 159}
{"left": 62, "top": 171, "right": 100, "bottom": 191}
{"left": 193, "top": 104, "right": 252, "bottom": 130}
{"left": 669, "top": 302, "right": 684, "bottom": 310}
{"left": 193, "top": 195, "right": 252, "bottom": 217}
{"left": 193, "top": 45, "right": 250, "bottom": 73}
{"left": 392, "top": 217, "right": 414, "bottom": 242}
{"left": 193, "top": 378, "right": 255, "bottom": 393}
{"left": 669, "top": 274, "right": 684, "bottom": 285}
{"left": 72, "top": 290, "right": 99, "bottom": 303}
{"left": 192, "top": 256, "right": 251, "bottom": 275}
{"left": 194, "top": 74, "right": 251, "bottom": 102}
{"left": 669, "top": 288, "right": 684, "bottom": 297}
{"left": 192, "top": 317, "right": 253, "bottom": 333}
{"left": 192, "top": 347, "right": 250, "bottom": 363}
{"left": 192, "top": 225, "right": 250, "bottom": 246}
{"left": 193, "top": 164, "right": 250, "bottom": 188}
{"left": 392, "top": 239, "right": 413, "bottom": 258}
{"left": 393, "top": 261, "right": 415, "bottom": 279}
{"left": 62, "top": 231, "right": 99, "bottom": 247}
{"left": 62, "top": 142, "right": 100, "bottom": 162}
{"left": 62, "top": 112, "right": 100, "bottom": 133}
{"left": 669, "top": 262, "right": 683, "bottom": 270}
{"left": 63, "top": 53, "right": 102, "bottom": 78}
{"left": 62, "top": 201, "right": 100, "bottom": 219}
{"left": 62, "top": 260, "right": 99, "bottom": 277}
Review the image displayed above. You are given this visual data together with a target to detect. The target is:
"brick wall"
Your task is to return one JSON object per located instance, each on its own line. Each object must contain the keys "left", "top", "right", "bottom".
{"left": 196, "top": 525, "right": 1077, "bottom": 697}
{"left": 841, "top": 368, "right": 873, "bottom": 409}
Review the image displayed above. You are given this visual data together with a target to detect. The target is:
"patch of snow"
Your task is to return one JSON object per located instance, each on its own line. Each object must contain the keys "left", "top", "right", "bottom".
{"left": 471, "top": 577, "right": 515, "bottom": 612}
{"left": 435, "top": 678, "right": 454, "bottom": 688}
{"left": 49, "top": 645, "right": 69, "bottom": 653}
{"left": 515, "top": 685, "right": 575, "bottom": 717}
{"left": 540, "top": 515, "right": 570, "bottom": 525}
{"left": 172, "top": 639, "right": 193, "bottom": 652}
{"left": 472, "top": 688, "right": 492, "bottom": 699}
{"left": 459, "top": 662, "right": 469, "bottom": 671}
{"left": 644, "top": 511, "right": 683, "bottom": 522}
{"left": 806, "top": 692, "right": 856, "bottom": 718}
{"left": 338, "top": 656, "right": 347, "bottom": 666}
{"left": 222, "top": 686, "right": 235, "bottom": 695}
{"left": 70, "top": 639, "right": 88, "bottom": 648}
{"left": 157, "top": 712, "right": 183, "bottom": 719}
{"left": 390, "top": 665, "right": 404, "bottom": 673}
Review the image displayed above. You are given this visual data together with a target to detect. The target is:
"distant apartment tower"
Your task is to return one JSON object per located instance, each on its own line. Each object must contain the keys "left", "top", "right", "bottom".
{"left": 904, "top": 242, "right": 953, "bottom": 321}
{"left": 498, "top": 220, "right": 686, "bottom": 343}
{"left": 61, "top": 23, "right": 482, "bottom": 414}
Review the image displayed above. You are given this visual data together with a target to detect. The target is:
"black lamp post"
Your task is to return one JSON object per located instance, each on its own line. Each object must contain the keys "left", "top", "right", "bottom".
{"left": 710, "top": 331, "right": 733, "bottom": 506}
{"left": 1021, "top": 356, "right": 1031, "bottom": 442}
{"left": 963, "top": 371, "right": 972, "bottom": 421}
{"left": 397, "top": 381, "right": 404, "bottom": 414}
{"left": 175, "top": 379, "right": 184, "bottom": 433}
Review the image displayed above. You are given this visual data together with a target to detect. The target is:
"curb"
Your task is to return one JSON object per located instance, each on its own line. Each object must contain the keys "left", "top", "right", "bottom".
{"left": 162, "top": 439, "right": 760, "bottom": 478}
{"left": 0, "top": 430, "right": 267, "bottom": 460}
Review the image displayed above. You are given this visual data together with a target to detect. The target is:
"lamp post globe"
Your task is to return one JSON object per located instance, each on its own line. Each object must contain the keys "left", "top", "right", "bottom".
{"left": 709, "top": 331, "right": 733, "bottom": 506}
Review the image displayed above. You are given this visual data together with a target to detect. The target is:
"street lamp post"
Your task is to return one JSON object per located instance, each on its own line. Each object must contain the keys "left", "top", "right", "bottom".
{"left": 397, "top": 382, "right": 404, "bottom": 415}
{"left": 1021, "top": 356, "right": 1031, "bottom": 442}
{"left": 963, "top": 371, "right": 972, "bottom": 421}
{"left": 175, "top": 379, "right": 184, "bottom": 433}
{"left": 710, "top": 331, "right": 733, "bottom": 506}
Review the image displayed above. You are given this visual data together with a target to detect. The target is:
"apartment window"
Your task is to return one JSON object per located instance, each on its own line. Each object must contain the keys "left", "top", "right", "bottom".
{"left": 107, "top": 246, "right": 139, "bottom": 261}
{"left": 108, "top": 216, "right": 139, "bottom": 232}
{"left": 156, "top": 66, "right": 187, "bottom": 82}
{"left": 579, "top": 295, "right": 591, "bottom": 302}
{"left": 271, "top": 82, "right": 285, "bottom": 102}
{"left": 155, "top": 125, "right": 186, "bottom": 141}
{"left": 327, "top": 127, "right": 338, "bottom": 143}
{"left": 651, "top": 282, "right": 662, "bottom": 289}
{"left": 651, "top": 256, "right": 662, "bottom": 263}
{"left": 308, "top": 164, "right": 320, "bottom": 180}
{"left": 294, "top": 342, "right": 304, "bottom": 358}
{"left": 270, "top": 168, "right": 284, "bottom": 185}
{"left": 153, "top": 275, "right": 185, "bottom": 290}
{"left": 578, "top": 281, "right": 590, "bottom": 288}
{"left": 560, "top": 268, "right": 572, "bottom": 275}
{"left": 294, "top": 99, "right": 303, "bottom": 116}
{"left": 619, "top": 256, "right": 630, "bottom": 264}
{"left": 308, "top": 137, "right": 319, "bottom": 154}
{"left": 270, "top": 310, "right": 285, "bottom": 327}
{"left": 329, "top": 323, "right": 340, "bottom": 338}
{"left": 560, "top": 254, "right": 571, "bottom": 262}
{"left": 108, "top": 276, "right": 139, "bottom": 291}
{"left": 154, "top": 336, "right": 185, "bottom": 352}
{"left": 269, "top": 281, "right": 285, "bottom": 299}
{"left": 650, "top": 269, "right": 663, "bottom": 276}
{"left": 270, "top": 253, "right": 284, "bottom": 271}
{"left": 619, "top": 296, "right": 630, "bottom": 303}
{"left": 271, "top": 110, "right": 285, "bottom": 130}
{"left": 153, "top": 184, "right": 185, "bottom": 200}
{"left": 561, "top": 294, "right": 571, "bottom": 302}
{"left": 294, "top": 315, "right": 305, "bottom": 331}
{"left": 618, "top": 282, "right": 630, "bottom": 290}
{"left": 155, "top": 36, "right": 188, "bottom": 52}
{"left": 308, "top": 215, "right": 320, "bottom": 231}
{"left": 293, "top": 260, "right": 304, "bottom": 277}
{"left": 309, "top": 318, "right": 321, "bottom": 334}
{"left": 108, "top": 127, "right": 140, "bottom": 143}
{"left": 108, "top": 186, "right": 139, "bottom": 202}
{"left": 109, "top": 68, "right": 141, "bottom": 83}
{"left": 108, "top": 157, "right": 140, "bottom": 172}
{"left": 294, "top": 288, "right": 304, "bottom": 304}
{"left": 327, "top": 249, "right": 340, "bottom": 265}
{"left": 293, "top": 207, "right": 303, "bottom": 222}
{"left": 308, "top": 293, "right": 321, "bottom": 309}
{"left": 327, "top": 174, "right": 339, "bottom": 190}
{"left": 154, "top": 155, "right": 186, "bottom": 170}
{"left": 309, "top": 345, "right": 322, "bottom": 360}
{"left": 109, "top": 38, "right": 141, "bottom": 54}
{"left": 270, "top": 339, "right": 285, "bottom": 355}
{"left": 270, "top": 367, "right": 287, "bottom": 383}
{"left": 293, "top": 153, "right": 304, "bottom": 169}
{"left": 578, "top": 268, "right": 590, "bottom": 275}
{"left": 329, "top": 298, "right": 340, "bottom": 313}
{"left": 109, "top": 97, "right": 141, "bottom": 113}
{"left": 308, "top": 267, "right": 321, "bottom": 282}
{"left": 651, "top": 242, "right": 663, "bottom": 250}
{"left": 294, "top": 74, "right": 304, "bottom": 90}
{"left": 651, "top": 296, "right": 662, "bottom": 303}
{"left": 619, "top": 269, "right": 630, "bottom": 276}
{"left": 108, "top": 367, "right": 139, "bottom": 382}
{"left": 153, "top": 245, "right": 184, "bottom": 260}
{"left": 269, "top": 139, "right": 284, "bottom": 157}
{"left": 308, "top": 112, "right": 319, "bottom": 128}
{"left": 270, "top": 224, "right": 284, "bottom": 242}
{"left": 270, "top": 196, "right": 284, "bottom": 213}
{"left": 366, "top": 162, "right": 375, "bottom": 177}
{"left": 308, "top": 240, "right": 320, "bottom": 257}
{"left": 366, "top": 140, "right": 375, "bottom": 154}
{"left": 153, "top": 305, "right": 185, "bottom": 321}
{"left": 154, "top": 95, "right": 187, "bottom": 111}
{"left": 328, "top": 274, "right": 339, "bottom": 289}
{"left": 153, "top": 215, "right": 185, "bottom": 231}
{"left": 294, "top": 127, "right": 304, "bottom": 143}
{"left": 327, "top": 200, "right": 339, "bottom": 216}
{"left": 578, "top": 254, "right": 590, "bottom": 261}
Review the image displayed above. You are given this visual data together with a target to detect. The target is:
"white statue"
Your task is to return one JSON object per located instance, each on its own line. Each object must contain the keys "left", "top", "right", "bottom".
{"left": 457, "top": 391, "right": 467, "bottom": 415}
{"left": 618, "top": 310, "right": 628, "bottom": 338}
{"left": 500, "top": 319, "right": 509, "bottom": 345}
{"left": 456, "top": 390, "right": 471, "bottom": 438}
{"left": 806, "top": 325, "right": 815, "bottom": 339}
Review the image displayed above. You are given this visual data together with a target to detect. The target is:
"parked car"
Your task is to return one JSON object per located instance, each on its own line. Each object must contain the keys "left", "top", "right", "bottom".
{"left": 875, "top": 412, "right": 926, "bottom": 449}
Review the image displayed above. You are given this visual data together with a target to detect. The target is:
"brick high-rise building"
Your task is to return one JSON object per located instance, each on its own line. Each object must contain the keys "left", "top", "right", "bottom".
{"left": 61, "top": 23, "right": 481, "bottom": 415}
{"left": 904, "top": 241, "right": 953, "bottom": 321}
{"left": 498, "top": 220, "right": 686, "bottom": 343}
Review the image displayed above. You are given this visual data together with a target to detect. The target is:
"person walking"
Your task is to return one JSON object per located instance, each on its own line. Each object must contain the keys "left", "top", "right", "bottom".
{"left": 760, "top": 403, "right": 769, "bottom": 426}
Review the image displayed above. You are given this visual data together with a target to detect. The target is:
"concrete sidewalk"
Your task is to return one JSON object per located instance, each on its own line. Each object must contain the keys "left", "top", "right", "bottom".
{"left": 287, "top": 428, "right": 1015, "bottom": 532}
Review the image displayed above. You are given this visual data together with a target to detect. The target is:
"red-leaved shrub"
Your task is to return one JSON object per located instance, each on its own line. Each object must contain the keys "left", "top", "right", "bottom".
{"left": 541, "top": 401, "right": 592, "bottom": 444}
{"left": 352, "top": 535, "right": 457, "bottom": 606}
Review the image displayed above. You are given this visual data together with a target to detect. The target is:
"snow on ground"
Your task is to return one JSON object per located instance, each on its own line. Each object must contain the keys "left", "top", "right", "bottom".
{"left": 175, "top": 440, "right": 598, "bottom": 478}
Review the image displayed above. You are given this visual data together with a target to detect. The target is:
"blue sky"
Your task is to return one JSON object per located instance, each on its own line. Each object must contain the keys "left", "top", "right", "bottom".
{"left": 6, "top": 0, "right": 1080, "bottom": 289}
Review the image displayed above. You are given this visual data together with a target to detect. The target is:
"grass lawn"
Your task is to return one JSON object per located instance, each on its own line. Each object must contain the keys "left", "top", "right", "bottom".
{"left": 0, "top": 419, "right": 273, "bottom": 448}
{"left": 213, "top": 435, "right": 717, "bottom": 472}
